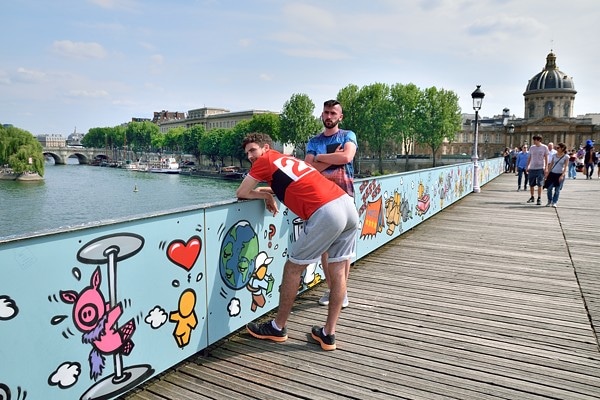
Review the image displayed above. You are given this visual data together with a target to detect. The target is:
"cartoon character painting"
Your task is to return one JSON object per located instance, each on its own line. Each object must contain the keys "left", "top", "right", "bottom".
{"left": 246, "top": 252, "right": 275, "bottom": 312}
{"left": 60, "top": 266, "right": 135, "bottom": 380}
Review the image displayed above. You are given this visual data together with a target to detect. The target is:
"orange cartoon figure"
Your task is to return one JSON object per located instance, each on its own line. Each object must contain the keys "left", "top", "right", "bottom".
{"left": 169, "top": 289, "right": 197, "bottom": 348}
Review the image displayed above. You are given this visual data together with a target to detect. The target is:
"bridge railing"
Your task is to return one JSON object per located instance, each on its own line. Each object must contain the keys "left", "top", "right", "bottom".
{"left": 0, "top": 158, "right": 503, "bottom": 400}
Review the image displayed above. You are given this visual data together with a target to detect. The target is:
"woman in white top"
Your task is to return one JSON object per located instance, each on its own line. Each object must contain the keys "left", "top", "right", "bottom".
{"left": 545, "top": 142, "right": 569, "bottom": 207}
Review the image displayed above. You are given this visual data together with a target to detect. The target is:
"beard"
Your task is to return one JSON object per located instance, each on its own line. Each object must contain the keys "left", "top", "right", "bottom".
{"left": 322, "top": 118, "right": 339, "bottom": 129}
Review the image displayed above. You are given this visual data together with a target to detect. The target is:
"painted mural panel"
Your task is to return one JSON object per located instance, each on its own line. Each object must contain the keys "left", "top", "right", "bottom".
{"left": 0, "top": 210, "right": 210, "bottom": 400}
{"left": 0, "top": 159, "right": 503, "bottom": 399}
{"left": 354, "top": 162, "right": 475, "bottom": 258}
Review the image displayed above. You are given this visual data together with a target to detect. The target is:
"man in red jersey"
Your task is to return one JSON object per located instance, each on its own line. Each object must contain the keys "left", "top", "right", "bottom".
{"left": 236, "top": 133, "right": 358, "bottom": 351}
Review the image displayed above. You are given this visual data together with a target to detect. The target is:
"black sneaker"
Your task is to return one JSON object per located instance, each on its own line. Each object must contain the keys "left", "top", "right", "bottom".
{"left": 536, "top": 198, "right": 541, "bottom": 205}
{"left": 246, "top": 320, "right": 287, "bottom": 342}
{"left": 527, "top": 196, "right": 534, "bottom": 203}
{"left": 311, "top": 326, "right": 336, "bottom": 351}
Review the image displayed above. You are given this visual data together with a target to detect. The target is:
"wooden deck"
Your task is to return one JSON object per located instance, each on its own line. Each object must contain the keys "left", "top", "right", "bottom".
{"left": 125, "top": 173, "right": 600, "bottom": 400}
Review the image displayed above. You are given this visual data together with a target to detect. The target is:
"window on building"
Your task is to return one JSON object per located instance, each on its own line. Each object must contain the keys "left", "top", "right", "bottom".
{"left": 544, "top": 101, "right": 554, "bottom": 116}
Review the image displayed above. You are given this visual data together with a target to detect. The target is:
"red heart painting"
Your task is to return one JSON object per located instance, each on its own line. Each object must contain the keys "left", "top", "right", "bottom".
{"left": 166, "top": 236, "right": 202, "bottom": 271}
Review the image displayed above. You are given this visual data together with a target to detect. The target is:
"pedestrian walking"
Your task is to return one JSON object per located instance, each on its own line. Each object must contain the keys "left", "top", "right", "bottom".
{"left": 544, "top": 142, "right": 568, "bottom": 207}
{"left": 516, "top": 145, "right": 529, "bottom": 191}
{"left": 526, "top": 135, "right": 549, "bottom": 205}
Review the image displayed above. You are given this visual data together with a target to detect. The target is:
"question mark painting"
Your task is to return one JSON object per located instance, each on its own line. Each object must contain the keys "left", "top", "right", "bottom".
{"left": 267, "top": 224, "right": 276, "bottom": 248}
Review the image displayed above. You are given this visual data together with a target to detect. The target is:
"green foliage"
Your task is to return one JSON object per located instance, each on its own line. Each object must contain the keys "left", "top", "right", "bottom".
{"left": 354, "top": 83, "right": 394, "bottom": 174}
{"left": 279, "top": 93, "right": 321, "bottom": 154}
{"left": 181, "top": 125, "right": 206, "bottom": 159}
{"left": 0, "top": 125, "right": 45, "bottom": 176}
{"left": 415, "top": 87, "right": 462, "bottom": 166}
{"left": 390, "top": 83, "right": 422, "bottom": 168}
{"left": 126, "top": 121, "right": 157, "bottom": 151}
{"left": 200, "top": 129, "right": 223, "bottom": 164}
{"left": 246, "top": 113, "right": 281, "bottom": 141}
{"left": 82, "top": 127, "right": 118, "bottom": 148}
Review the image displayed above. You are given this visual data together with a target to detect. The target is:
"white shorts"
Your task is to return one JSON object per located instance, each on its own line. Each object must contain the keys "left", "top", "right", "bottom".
{"left": 288, "top": 194, "right": 358, "bottom": 265}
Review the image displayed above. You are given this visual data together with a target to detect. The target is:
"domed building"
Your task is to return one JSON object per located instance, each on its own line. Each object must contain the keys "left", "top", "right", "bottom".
{"left": 510, "top": 51, "right": 598, "bottom": 151}
{"left": 523, "top": 51, "right": 576, "bottom": 120}
{"left": 444, "top": 51, "right": 600, "bottom": 159}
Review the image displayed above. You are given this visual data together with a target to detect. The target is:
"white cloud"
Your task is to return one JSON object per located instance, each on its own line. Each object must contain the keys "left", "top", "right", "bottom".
{"left": 67, "top": 89, "right": 110, "bottom": 98}
{"left": 52, "top": 41, "right": 108, "bottom": 60}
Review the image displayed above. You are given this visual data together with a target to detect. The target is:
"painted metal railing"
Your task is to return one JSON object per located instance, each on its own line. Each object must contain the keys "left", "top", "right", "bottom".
{"left": 0, "top": 159, "right": 502, "bottom": 400}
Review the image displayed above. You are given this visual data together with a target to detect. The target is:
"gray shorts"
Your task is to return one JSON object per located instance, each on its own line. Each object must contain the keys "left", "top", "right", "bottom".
{"left": 528, "top": 169, "right": 544, "bottom": 187}
{"left": 289, "top": 194, "right": 358, "bottom": 265}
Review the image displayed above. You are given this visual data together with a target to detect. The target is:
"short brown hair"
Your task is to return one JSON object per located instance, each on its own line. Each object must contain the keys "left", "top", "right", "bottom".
{"left": 241, "top": 132, "right": 273, "bottom": 150}
{"left": 324, "top": 99, "right": 341, "bottom": 109}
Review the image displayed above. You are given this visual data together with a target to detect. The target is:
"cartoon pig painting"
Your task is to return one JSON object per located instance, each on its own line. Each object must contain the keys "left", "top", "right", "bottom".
{"left": 60, "top": 266, "right": 135, "bottom": 380}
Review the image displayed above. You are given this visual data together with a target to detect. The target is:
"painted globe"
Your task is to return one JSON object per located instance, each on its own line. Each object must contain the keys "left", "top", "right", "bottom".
{"left": 219, "top": 220, "right": 259, "bottom": 290}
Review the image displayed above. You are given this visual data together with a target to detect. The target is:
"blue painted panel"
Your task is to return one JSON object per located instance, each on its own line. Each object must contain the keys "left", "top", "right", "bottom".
{"left": 0, "top": 210, "right": 211, "bottom": 400}
{"left": 354, "top": 162, "right": 476, "bottom": 259}
{"left": 0, "top": 159, "right": 503, "bottom": 400}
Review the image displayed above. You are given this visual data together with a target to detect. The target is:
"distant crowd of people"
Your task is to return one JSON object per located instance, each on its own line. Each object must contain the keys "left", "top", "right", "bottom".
{"left": 504, "top": 138, "right": 598, "bottom": 207}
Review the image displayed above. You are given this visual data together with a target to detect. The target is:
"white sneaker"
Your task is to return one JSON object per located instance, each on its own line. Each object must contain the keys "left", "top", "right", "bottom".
{"left": 318, "top": 290, "right": 330, "bottom": 306}
{"left": 318, "top": 290, "right": 349, "bottom": 308}
{"left": 552, "top": 203, "right": 557, "bottom": 208}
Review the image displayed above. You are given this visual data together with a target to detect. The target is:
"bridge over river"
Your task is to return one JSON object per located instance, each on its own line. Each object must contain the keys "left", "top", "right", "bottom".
{"left": 42, "top": 146, "right": 110, "bottom": 164}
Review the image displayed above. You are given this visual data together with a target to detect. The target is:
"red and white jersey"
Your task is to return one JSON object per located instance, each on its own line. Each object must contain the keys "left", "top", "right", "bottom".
{"left": 247, "top": 150, "right": 346, "bottom": 220}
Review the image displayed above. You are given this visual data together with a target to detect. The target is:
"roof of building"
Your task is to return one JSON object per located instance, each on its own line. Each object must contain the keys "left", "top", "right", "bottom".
{"left": 524, "top": 51, "right": 576, "bottom": 94}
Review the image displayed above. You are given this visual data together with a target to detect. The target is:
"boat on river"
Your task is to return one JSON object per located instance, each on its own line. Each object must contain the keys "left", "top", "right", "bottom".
{"left": 148, "top": 158, "right": 181, "bottom": 174}
{"left": 180, "top": 165, "right": 246, "bottom": 180}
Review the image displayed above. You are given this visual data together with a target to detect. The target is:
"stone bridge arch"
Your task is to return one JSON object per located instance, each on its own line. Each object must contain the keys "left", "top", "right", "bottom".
{"left": 42, "top": 147, "right": 108, "bottom": 165}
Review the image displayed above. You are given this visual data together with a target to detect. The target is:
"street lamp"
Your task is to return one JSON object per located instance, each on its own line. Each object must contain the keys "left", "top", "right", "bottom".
{"left": 508, "top": 123, "right": 515, "bottom": 148}
{"left": 502, "top": 107, "right": 510, "bottom": 147}
{"left": 471, "top": 85, "right": 485, "bottom": 193}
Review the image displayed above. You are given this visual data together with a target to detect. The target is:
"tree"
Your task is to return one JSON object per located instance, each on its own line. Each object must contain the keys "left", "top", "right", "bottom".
{"left": 81, "top": 127, "right": 115, "bottom": 148}
{"left": 336, "top": 84, "right": 362, "bottom": 170}
{"left": 279, "top": 93, "right": 321, "bottom": 157}
{"left": 415, "top": 87, "right": 462, "bottom": 167}
{"left": 181, "top": 125, "right": 206, "bottom": 161}
{"left": 0, "top": 125, "right": 45, "bottom": 176}
{"left": 219, "top": 129, "right": 245, "bottom": 166}
{"left": 163, "top": 128, "right": 184, "bottom": 154}
{"left": 199, "top": 129, "right": 223, "bottom": 167}
{"left": 390, "top": 83, "right": 422, "bottom": 170}
{"left": 354, "top": 83, "right": 394, "bottom": 174}
{"left": 125, "top": 121, "right": 157, "bottom": 154}
{"left": 246, "top": 113, "right": 281, "bottom": 141}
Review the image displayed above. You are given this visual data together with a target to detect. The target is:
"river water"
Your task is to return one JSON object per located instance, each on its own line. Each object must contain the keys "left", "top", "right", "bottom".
{"left": 0, "top": 160, "right": 239, "bottom": 239}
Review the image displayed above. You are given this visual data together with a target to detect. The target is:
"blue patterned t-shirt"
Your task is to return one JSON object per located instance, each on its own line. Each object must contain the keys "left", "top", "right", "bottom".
{"left": 306, "top": 129, "right": 357, "bottom": 196}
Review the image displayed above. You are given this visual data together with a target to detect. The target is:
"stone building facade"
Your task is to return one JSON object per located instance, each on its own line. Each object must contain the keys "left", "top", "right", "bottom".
{"left": 445, "top": 51, "right": 599, "bottom": 158}
{"left": 156, "top": 107, "right": 277, "bottom": 133}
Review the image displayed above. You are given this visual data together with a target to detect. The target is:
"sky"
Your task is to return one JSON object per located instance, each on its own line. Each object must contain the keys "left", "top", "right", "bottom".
{"left": 1, "top": 0, "right": 599, "bottom": 136}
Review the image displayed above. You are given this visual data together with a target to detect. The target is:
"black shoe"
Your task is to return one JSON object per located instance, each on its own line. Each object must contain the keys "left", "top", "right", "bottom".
{"left": 527, "top": 196, "right": 534, "bottom": 203}
{"left": 311, "top": 326, "right": 336, "bottom": 351}
{"left": 247, "top": 320, "right": 287, "bottom": 342}
{"left": 537, "top": 198, "right": 541, "bottom": 205}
